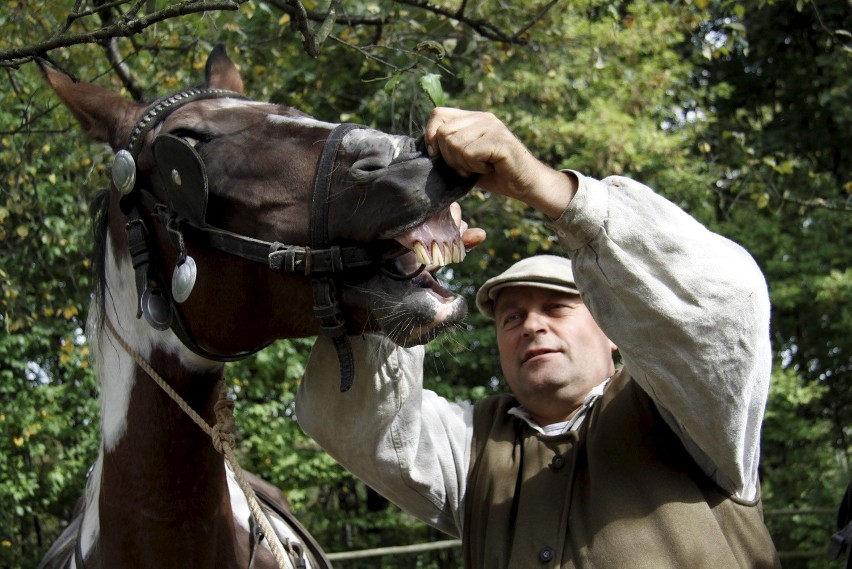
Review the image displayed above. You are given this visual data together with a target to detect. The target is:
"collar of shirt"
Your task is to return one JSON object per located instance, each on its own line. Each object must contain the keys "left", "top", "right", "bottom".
{"left": 507, "top": 379, "right": 610, "bottom": 437}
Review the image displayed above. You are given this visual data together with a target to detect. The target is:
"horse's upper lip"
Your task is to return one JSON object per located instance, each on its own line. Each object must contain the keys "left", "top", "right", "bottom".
{"left": 390, "top": 207, "right": 467, "bottom": 270}
{"left": 374, "top": 153, "right": 477, "bottom": 238}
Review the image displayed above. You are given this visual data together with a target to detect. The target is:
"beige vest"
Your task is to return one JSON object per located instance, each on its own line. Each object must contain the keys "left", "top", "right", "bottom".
{"left": 463, "top": 369, "right": 781, "bottom": 568}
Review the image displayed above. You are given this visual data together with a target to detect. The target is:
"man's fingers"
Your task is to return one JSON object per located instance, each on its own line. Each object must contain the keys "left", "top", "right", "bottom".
{"left": 462, "top": 227, "right": 487, "bottom": 249}
{"left": 441, "top": 134, "right": 502, "bottom": 181}
{"left": 424, "top": 107, "right": 461, "bottom": 149}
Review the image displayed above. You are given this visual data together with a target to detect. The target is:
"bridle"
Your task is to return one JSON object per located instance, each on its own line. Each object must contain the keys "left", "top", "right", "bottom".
{"left": 112, "top": 87, "right": 418, "bottom": 390}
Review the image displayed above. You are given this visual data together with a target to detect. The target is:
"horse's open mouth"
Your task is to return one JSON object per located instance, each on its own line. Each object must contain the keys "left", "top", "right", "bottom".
{"left": 390, "top": 206, "right": 467, "bottom": 271}
{"left": 351, "top": 205, "right": 470, "bottom": 346}
{"left": 411, "top": 270, "right": 455, "bottom": 302}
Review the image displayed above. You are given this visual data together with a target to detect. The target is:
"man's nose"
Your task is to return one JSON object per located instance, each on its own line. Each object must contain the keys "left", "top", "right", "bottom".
{"left": 521, "top": 311, "right": 548, "bottom": 336}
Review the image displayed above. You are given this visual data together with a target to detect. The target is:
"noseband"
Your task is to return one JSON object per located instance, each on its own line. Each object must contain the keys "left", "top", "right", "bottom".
{"left": 112, "top": 88, "right": 392, "bottom": 390}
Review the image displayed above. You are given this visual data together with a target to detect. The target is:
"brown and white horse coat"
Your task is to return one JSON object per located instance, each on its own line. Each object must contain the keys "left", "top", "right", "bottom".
{"left": 38, "top": 46, "right": 475, "bottom": 569}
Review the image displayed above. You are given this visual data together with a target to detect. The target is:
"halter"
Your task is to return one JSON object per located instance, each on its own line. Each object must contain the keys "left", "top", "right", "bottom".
{"left": 113, "top": 87, "right": 404, "bottom": 390}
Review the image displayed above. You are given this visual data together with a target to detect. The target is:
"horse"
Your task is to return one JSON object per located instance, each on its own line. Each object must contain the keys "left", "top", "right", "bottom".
{"left": 36, "top": 45, "right": 476, "bottom": 569}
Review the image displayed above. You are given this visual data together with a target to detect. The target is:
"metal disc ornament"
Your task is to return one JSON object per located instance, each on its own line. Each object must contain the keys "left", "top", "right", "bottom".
{"left": 111, "top": 150, "right": 137, "bottom": 195}
{"left": 171, "top": 256, "right": 197, "bottom": 304}
{"left": 141, "top": 287, "right": 172, "bottom": 331}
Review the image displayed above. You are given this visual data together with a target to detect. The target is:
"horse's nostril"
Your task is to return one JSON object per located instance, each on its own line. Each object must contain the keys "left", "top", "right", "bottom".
{"left": 352, "top": 157, "right": 387, "bottom": 173}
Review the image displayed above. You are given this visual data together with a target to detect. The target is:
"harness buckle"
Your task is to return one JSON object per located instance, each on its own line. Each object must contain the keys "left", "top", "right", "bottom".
{"left": 268, "top": 243, "right": 302, "bottom": 272}
{"left": 329, "top": 245, "right": 343, "bottom": 272}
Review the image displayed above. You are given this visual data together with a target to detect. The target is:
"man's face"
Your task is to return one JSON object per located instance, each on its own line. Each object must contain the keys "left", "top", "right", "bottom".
{"left": 494, "top": 286, "right": 616, "bottom": 425}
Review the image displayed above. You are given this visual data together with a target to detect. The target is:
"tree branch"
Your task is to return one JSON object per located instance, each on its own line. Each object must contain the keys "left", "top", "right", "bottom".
{"left": 0, "top": 0, "right": 557, "bottom": 67}
{"left": 94, "top": 0, "right": 146, "bottom": 100}
{"left": 393, "top": 0, "right": 557, "bottom": 44}
{"left": 0, "top": 0, "right": 246, "bottom": 68}
{"left": 263, "top": 0, "right": 390, "bottom": 28}
{"left": 102, "top": 37, "right": 146, "bottom": 100}
{"left": 280, "top": 0, "right": 341, "bottom": 57}
{"left": 780, "top": 195, "right": 852, "bottom": 213}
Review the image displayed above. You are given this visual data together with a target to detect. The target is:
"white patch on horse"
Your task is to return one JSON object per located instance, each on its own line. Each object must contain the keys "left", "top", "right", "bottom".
{"left": 266, "top": 114, "right": 338, "bottom": 130}
{"left": 77, "top": 453, "right": 103, "bottom": 567}
{"left": 227, "top": 467, "right": 312, "bottom": 568}
{"left": 97, "top": 234, "right": 220, "bottom": 452}
{"left": 96, "top": 235, "right": 146, "bottom": 451}
{"left": 342, "top": 129, "right": 410, "bottom": 160}
{"left": 206, "top": 98, "right": 272, "bottom": 111}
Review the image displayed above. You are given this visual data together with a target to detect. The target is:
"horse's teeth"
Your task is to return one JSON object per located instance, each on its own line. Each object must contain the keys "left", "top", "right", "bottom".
{"left": 452, "top": 242, "right": 460, "bottom": 263}
{"left": 431, "top": 242, "right": 445, "bottom": 266}
{"left": 443, "top": 243, "right": 452, "bottom": 265}
{"left": 413, "top": 242, "right": 430, "bottom": 265}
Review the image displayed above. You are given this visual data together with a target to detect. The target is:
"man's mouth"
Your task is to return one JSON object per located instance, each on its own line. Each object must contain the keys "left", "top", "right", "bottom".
{"left": 522, "top": 348, "right": 559, "bottom": 364}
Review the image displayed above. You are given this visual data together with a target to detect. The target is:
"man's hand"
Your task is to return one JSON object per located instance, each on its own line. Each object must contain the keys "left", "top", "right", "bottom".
{"left": 425, "top": 108, "right": 578, "bottom": 218}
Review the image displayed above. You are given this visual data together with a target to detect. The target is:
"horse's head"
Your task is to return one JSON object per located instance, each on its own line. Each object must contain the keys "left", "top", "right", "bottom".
{"left": 42, "top": 46, "right": 477, "bottom": 373}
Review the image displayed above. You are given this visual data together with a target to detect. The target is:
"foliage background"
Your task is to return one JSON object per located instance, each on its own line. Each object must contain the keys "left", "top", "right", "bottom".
{"left": 1, "top": 1, "right": 849, "bottom": 567}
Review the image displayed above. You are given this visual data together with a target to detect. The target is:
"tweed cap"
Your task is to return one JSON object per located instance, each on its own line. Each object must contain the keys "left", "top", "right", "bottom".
{"left": 476, "top": 255, "right": 579, "bottom": 319}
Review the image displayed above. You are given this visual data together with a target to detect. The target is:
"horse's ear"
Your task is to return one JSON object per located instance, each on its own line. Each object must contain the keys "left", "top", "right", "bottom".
{"left": 205, "top": 45, "right": 244, "bottom": 93}
{"left": 39, "top": 61, "right": 142, "bottom": 149}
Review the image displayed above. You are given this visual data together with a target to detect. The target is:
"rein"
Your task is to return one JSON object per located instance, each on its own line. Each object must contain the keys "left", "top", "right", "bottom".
{"left": 102, "top": 317, "right": 314, "bottom": 569}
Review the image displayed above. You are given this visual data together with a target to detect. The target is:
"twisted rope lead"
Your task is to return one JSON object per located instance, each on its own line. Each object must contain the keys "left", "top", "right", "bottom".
{"left": 104, "top": 317, "right": 296, "bottom": 569}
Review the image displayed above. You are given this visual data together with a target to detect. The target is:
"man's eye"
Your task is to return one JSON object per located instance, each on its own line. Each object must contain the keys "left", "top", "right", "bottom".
{"left": 502, "top": 313, "right": 521, "bottom": 328}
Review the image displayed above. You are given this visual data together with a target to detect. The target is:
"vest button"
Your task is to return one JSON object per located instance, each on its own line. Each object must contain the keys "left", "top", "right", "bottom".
{"left": 538, "top": 546, "right": 555, "bottom": 562}
{"left": 549, "top": 454, "right": 565, "bottom": 470}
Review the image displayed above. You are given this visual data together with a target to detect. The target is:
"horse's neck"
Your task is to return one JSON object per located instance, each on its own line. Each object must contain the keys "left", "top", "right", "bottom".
{"left": 82, "top": 243, "right": 240, "bottom": 567}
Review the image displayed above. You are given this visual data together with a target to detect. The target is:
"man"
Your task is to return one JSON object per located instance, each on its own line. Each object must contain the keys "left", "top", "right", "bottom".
{"left": 297, "top": 108, "right": 781, "bottom": 567}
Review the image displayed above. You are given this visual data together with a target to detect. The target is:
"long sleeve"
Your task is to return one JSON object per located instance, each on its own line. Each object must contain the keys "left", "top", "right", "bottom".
{"left": 553, "top": 172, "right": 772, "bottom": 500}
{"left": 297, "top": 170, "right": 772, "bottom": 535}
{"left": 296, "top": 334, "right": 473, "bottom": 535}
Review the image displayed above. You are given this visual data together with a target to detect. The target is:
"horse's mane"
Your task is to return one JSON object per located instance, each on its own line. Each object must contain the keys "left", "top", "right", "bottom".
{"left": 89, "top": 189, "right": 110, "bottom": 318}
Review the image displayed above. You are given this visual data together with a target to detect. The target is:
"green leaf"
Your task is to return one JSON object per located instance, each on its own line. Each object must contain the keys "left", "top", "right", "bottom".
{"left": 419, "top": 73, "right": 447, "bottom": 108}
{"left": 383, "top": 73, "right": 403, "bottom": 95}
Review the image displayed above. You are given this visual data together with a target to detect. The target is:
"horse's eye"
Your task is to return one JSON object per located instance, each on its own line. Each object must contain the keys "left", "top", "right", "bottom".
{"left": 171, "top": 128, "right": 213, "bottom": 147}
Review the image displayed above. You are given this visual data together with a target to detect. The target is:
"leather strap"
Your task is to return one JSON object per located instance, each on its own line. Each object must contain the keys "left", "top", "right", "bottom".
{"left": 310, "top": 123, "right": 364, "bottom": 247}
{"left": 141, "top": 190, "right": 380, "bottom": 276}
{"left": 250, "top": 486, "right": 333, "bottom": 569}
{"left": 127, "top": 87, "right": 246, "bottom": 158}
{"left": 308, "top": 123, "right": 366, "bottom": 392}
{"left": 121, "top": 92, "right": 372, "bottom": 383}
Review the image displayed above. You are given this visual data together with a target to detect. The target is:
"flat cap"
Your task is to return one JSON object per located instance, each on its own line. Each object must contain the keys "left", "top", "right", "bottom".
{"left": 475, "top": 255, "right": 579, "bottom": 319}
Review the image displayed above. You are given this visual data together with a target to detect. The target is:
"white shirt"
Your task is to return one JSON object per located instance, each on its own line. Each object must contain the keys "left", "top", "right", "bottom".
{"left": 297, "top": 172, "right": 772, "bottom": 537}
{"left": 508, "top": 379, "right": 609, "bottom": 436}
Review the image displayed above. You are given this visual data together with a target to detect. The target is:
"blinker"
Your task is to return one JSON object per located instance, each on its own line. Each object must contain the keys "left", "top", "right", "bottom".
{"left": 111, "top": 150, "right": 137, "bottom": 195}
{"left": 153, "top": 134, "right": 209, "bottom": 225}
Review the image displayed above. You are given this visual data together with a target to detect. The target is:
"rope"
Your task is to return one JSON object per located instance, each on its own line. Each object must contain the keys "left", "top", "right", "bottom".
{"left": 104, "top": 317, "right": 296, "bottom": 569}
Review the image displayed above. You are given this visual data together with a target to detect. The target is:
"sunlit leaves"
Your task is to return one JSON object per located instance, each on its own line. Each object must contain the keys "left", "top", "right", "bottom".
{"left": 1, "top": 1, "right": 849, "bottom": 567}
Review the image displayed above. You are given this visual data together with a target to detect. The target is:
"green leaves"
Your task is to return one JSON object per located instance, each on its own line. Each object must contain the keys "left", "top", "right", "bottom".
{"left": 1, "top": 1, "right": 849, "bottom": 566}
{"left": 418, "top": 73, "right": 446, "bottom": 108}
